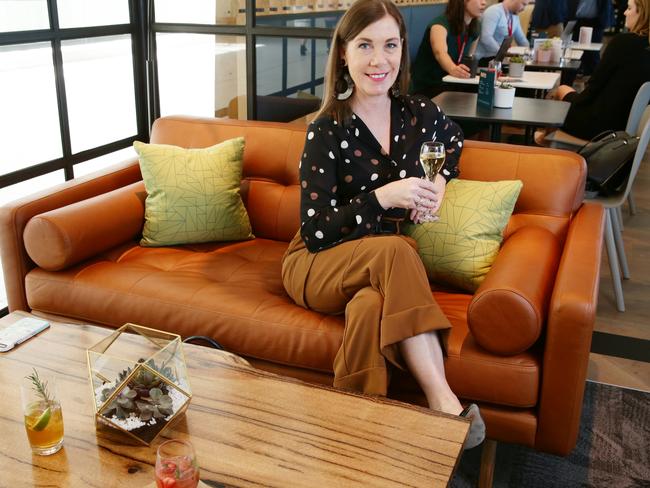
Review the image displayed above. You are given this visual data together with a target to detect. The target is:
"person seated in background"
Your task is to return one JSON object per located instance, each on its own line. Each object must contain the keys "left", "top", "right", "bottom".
{"left": 568, "top": 0, "right": 615, "bottom": 75}
{"left": 474, "top": 0, "right": 530, "bottom": 63}
{"left": 531, "top": 0, "right": 568, "bottom": 38}
{"left": 410, "top": 0, "right": 486, "bottom": 98}
{"left": 543, "top": 0, "right": 650, "bottom": 141}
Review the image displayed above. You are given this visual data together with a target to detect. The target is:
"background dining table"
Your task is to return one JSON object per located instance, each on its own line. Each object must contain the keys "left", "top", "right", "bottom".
{"left": 442, "top": 71, "right": 560, "bottom": 98}
{"left": 432, "top": 91, "right": 571, "bottom": 143}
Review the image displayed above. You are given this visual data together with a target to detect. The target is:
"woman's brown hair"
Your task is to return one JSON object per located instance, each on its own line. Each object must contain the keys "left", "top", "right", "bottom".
{"left": 446, "top": 0, "right": 480, "bottom": 38}
{"left": 316, "top": 0, "right": 410, "bottom": 124}
{"left": 631, "top": 0, "right": 650, "bottom": 42}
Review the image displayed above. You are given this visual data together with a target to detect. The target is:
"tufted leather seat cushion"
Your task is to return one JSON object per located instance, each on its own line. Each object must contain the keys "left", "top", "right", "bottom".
{"left": 25, "top": 237, "right": 540, "bottom": 407}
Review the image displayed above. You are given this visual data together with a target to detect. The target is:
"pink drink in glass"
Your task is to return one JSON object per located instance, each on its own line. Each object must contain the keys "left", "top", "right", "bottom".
{"left": 155, "top": 439, "right": 200, "bottom": 488}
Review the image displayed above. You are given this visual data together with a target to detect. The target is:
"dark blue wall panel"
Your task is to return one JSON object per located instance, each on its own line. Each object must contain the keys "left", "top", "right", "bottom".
{"left": 401, "top": 4, "right": 446, "bottom": 62}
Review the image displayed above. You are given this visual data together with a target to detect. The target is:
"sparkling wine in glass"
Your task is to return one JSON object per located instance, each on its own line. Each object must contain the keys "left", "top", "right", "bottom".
{"left": 419, "top": 141, "right": 446, "bottom": 222}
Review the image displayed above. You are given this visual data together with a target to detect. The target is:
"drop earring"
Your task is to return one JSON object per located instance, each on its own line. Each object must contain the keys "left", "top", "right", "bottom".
{"left": 337, "top": 73, "right": 354, "bottom": 100}
{"left": 336, "top": 72, "right": 354, "bottom": 101}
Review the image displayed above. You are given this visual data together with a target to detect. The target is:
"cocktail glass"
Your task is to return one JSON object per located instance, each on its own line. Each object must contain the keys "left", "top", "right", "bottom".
{"left": 155, "top": 439, "right": 200, "bottom": 488}
{"left": 21, "top": 370, "right": 64, "bottom": 455}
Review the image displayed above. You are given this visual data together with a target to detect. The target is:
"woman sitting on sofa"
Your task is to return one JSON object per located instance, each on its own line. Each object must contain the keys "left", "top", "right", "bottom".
{"left": 547, "top": 0, "right": 650, "bottom": 140}
{"left": 281, "top": 0, "right": 485, "bottom": 449}
{"left": 410, "top": 0, "right": 486, "bottom": 98}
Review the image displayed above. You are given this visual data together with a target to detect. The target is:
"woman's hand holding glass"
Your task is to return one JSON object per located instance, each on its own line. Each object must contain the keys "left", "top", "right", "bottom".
{"left": 410, "top": 173, "right": 446, "bottom": 223}
{"left": 374, "top": 177, "right": 439, "bottom": 212}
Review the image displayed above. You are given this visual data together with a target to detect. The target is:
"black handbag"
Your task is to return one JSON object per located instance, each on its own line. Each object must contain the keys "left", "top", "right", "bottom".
{"left": 578, "top": 130, "right": 639, "bottom": 197}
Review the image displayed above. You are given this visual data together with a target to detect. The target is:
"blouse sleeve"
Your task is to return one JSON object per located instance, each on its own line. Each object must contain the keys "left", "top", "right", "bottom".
{"left": 426, "top": 98, "right": 463, "bottom": 181}
{"left": 299, "top": 119, "right": 385, "bottom": 253}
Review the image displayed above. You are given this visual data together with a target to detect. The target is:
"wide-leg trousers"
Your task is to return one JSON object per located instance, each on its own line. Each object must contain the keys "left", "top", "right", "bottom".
{"left": 281, "top": 232, "right": 451, "bottom": 396}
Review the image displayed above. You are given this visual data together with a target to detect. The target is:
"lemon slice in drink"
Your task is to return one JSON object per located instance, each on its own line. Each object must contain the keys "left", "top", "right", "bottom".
{"left": 31, "top": 406, "right": 51, "bottom": 431}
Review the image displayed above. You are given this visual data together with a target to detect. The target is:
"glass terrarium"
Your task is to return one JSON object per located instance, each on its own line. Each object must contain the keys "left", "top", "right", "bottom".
{"left": 86, "top": 324, "right": 192, "bottom": 445}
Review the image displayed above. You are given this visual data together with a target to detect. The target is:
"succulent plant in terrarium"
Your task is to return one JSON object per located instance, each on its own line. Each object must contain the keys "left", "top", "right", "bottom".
{"left": 103, "top": 386, "right": 138, "bottom": 420}
{"left": 136, "top": 388, "right": 174, "bottom": 421}
{"left": 131, "top": 366, "right": 163, "bottom": 396}
{"left": 99, "top": 357, "right": 179, "bottom": 422}
{"left": 87, "top": 323, "right": 191, "bottom": 445}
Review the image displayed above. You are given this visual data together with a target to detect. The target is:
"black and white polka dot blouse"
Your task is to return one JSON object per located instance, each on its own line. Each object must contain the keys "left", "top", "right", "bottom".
{"left": 299, "top": 94, "right": 463, "bottom": 253}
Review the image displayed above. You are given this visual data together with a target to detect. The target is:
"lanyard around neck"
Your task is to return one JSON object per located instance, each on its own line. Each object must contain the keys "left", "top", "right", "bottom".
{"left": 503, "top": 4, "right": 513, "bottom": 36}
{"left": 456, "top": 33, "right": 468, "bottom": 64}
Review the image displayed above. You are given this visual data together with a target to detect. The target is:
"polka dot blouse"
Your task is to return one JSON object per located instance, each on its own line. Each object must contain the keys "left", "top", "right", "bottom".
{"left": 300, "top": 94, "right": 463, "bottom": 253}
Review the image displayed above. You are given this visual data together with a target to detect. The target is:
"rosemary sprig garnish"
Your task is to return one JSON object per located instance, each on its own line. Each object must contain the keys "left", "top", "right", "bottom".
{"left": 26, "top": 368, "right": 53, "bottom": 405}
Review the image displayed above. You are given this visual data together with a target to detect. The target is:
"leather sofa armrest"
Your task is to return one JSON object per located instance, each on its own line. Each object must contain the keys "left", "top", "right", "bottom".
{"left": 535, "top": 202, "right": 605, "bottom": 455}
{"left": 468, "top": 226, "right": 562, "bottom": 355}
{"left": 0, "top": 159, "right": 142, "bottom": 311}
{"left": 24, "top": 181, "right": 146, "bottom": 271}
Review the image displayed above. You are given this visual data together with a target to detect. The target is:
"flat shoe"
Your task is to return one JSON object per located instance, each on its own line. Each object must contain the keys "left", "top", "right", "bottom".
{"left": 460, "top": 403, "right": 486, "bottom": 450}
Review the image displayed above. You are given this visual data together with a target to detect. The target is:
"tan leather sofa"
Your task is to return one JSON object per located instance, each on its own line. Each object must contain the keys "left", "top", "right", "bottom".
{"left": 0, "top": 116, "right": 603, "bottom": 467}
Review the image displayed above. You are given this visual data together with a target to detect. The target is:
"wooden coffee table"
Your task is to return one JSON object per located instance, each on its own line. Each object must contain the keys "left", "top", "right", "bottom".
{"left": 0, "top": 311, "right": 469, "bottom": 487}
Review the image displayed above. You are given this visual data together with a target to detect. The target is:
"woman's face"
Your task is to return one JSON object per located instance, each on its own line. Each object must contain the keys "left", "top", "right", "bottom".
{"left": 341, "top": 15, "right": 402, "bottom": 103}
{"left": 624, "top": 0, "right": 640, "bottom": 31}
{"left": 465, "top": 0, "right": 487, "bottom": 19}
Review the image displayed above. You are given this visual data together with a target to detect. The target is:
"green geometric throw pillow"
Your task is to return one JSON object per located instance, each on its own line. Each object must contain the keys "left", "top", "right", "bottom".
{"left": 134, "top": 138, "right": 253, "bottom": 247}
{"left": 403, "top": 179, "right": 523, "bottom": 292}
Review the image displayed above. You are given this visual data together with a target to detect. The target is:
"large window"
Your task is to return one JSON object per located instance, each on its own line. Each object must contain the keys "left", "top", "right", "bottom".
{"left": 0, "top": 42, "right": 62, "bottom": 173}
{"left": 150, "top": 0, "right": 332, "bottom": 121}
{"left": 0, "top": 0, "right": 146, "bottom": 313}
{"left": 0, "top": 0, "right": 444, "bottom": 314}
{"left": 156, "top": 33, "right": 246, "bottom": 118}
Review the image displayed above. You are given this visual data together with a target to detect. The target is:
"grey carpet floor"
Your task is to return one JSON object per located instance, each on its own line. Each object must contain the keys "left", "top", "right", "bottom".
{"left": 451, "top": 381, "right": 650, "bottom": 488}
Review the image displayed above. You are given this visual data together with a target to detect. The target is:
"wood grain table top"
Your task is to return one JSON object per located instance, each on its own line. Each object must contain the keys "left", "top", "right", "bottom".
{"left": 0, "top": 311, "right": 469, "bottom": 487}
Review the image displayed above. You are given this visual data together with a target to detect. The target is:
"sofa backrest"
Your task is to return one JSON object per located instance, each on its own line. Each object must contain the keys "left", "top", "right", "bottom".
{"left": 150, "top": 116, "right": 305, "bottom": 242}
{"left": 459, "top": 141, "right": 586, "bottom": 241}
{"left": 150, "top": 116, "right": 586, "bottom": 243}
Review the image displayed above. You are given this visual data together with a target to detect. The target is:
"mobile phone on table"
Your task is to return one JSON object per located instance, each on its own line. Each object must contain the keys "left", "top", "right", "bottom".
{"left": 0, "top": 317, "right": 50, "bottom": 352}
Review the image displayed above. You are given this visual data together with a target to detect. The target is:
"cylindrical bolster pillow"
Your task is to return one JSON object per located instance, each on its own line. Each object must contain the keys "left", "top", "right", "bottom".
{"left": 468, "top": 226, "right": 561, "bottom": 355}
{"left": 24, "top": 181, "right": 146, "bottom": 271}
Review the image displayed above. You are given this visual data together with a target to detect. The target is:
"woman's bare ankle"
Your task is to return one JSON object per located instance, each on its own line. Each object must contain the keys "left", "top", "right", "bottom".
{"left": 428, "top": 392, "right": 463, "bottom": 416}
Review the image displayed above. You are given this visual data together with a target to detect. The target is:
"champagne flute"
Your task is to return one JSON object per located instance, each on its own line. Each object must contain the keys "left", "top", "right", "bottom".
{"left": 418, "top": 141, "right": 446, "bottom": 222}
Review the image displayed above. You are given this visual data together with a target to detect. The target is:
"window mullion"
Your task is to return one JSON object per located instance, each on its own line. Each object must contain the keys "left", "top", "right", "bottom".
{"left": 48, "top": 0, "right": 73, "bottom": 180}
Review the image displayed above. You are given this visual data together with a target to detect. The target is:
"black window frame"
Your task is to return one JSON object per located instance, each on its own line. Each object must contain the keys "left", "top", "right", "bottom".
{"left": 0, "top": 0, "right": 335, "bottom": 317}
{"left": 0, "top": 0, "right": 149, "bottom": 189}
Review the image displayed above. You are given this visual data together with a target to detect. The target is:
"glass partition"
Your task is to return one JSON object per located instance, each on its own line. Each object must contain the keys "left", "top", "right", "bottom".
{"left": 62, "top": 35, "right": 138, "bottom": 154}
{"left": 156, "top": 33, "right": 247, "bottom": 119}
{"left": 73, "top": 147, "right": 138, "bottom": 178}
{"left": 0, "top": 1, "right": 49, "bottom": 32}
{"left": 255, "top": 36, "right": 326, "bottom": 123}
{"left": 0, "top": 43, "right": 62, "bottom": 174}
{"left": 0, "top": 170, "right": 66, "bottom": 207}
{"left": 154, "top": 0, "right": 245, "bottom": 26}
{"left": 57, "top": 0, "right": 130, "bottom": 28}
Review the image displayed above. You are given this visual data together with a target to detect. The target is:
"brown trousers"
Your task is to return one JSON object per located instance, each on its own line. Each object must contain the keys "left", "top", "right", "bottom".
{"left": 281, "top": 232, "right": 451, "bottom": 396}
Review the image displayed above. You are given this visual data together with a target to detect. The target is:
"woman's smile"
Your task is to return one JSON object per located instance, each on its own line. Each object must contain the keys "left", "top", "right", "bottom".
{"left": 367, "top": 72, "right": 389, "bottom": 81}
